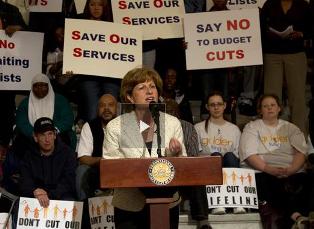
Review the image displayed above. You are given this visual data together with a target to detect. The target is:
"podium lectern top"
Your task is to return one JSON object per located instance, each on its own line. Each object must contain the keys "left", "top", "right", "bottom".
{"left": 100, "top": 156, "right": 222, "bottom": 188}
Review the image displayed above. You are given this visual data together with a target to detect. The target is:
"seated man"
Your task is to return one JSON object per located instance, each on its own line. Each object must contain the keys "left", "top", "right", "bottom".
{"left": 19, "top": 117, "right": 77, "bottom": 208}
{"left": 76, "top": 94, "right": 118, "bottom": 200}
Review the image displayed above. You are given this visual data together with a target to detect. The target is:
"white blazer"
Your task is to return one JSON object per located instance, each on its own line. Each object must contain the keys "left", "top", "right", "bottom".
{"left": 103, "top": 111, "right": 186, "bottom": 211}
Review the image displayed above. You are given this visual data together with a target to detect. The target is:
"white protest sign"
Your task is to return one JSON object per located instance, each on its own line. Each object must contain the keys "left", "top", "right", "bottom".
{"left": 206, "top": 168, "right": 258, "bottom": 209}
{"left": 0, "top": 31, "right": 43, "bottom": 90}
{"left": 206, "top": 0, "right": 267, "bottom": 10}
{"left": 74, "top": 0, "right": 87, "bottom": 14}
{"left": 112, "top": 0, "right": 185, "bottom": 40}
{"left": 88, "top": 196, "right": 114, "bottom": 229}
{"left": 16, "top": 197, "right": 83, "bottom": 229}
{"left": 28, "top": 0, "right": 63, "bottom": 12}
{"left": 0, "top": 213, "right": 12, "bottom": 229}
{"left": 63, "top": 19, "right": 142, "bottom": 79}
{"left": 184, "top": 8, "right": 263, "bottom": 70}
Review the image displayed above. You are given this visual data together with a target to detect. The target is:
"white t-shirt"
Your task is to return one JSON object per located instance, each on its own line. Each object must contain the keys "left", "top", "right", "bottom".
{"left": 77, "top": 122, "right": 105, "bottom": 158}
{"left": 239, "top": 119, "right": 307, "bottom": 169}
{"left": 194, "top": 120, "right": 241, "bottom": 157}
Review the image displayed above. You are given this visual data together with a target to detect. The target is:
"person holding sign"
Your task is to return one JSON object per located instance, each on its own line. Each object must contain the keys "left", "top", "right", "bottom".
{"left": 261, "top": 0, "right": 311, "bottom": 135}
{"left": 103, "top": 67, "right": 186, "bottom": 229}
{"left": 0, "top": 0, "right": 27, "bottom": 181}
{"left": 19, "top": 117, "right": 77, "bottom": 208}
{"left": 194, "top": 91, "right": 245, "bottom": 215}
{"left": 76, "top": 0, "right": 121, "bottom": 122}
{"left": 0, "top": 0, "right": 26, "bottom": 37}
{"left": 239, "top": 94, "right": 308, "bottom": 228}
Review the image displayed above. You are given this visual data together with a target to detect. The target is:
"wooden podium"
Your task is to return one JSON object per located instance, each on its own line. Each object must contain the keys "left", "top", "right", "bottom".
{"left": 100, "top": 156, "right": 222, "bottom": 229}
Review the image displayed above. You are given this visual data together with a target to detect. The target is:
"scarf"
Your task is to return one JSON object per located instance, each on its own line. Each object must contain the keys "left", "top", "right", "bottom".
{"left": 28, "top": 73, "right": 55, "bottom": 126}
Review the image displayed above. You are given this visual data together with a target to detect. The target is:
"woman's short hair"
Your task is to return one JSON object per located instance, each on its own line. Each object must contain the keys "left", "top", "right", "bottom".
{"left": 120, "top": 67, "right": 163, "bottom": 103}
{"left": 256, "top": 93, "right": 282, "bottom": 115}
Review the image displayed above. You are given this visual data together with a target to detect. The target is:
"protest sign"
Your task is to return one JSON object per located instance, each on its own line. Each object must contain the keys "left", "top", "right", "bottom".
{"left": 206, "top": 0, "right": 266, "bottom": 10}
{"left": 63, "top": 19, "right": 142, "bottom": 79}
{"left": 74, "top": 0, "right": 86, "bottom": 14}
{"left": 17, "top": 197, "right": 83, "bottom": 229}
{"left": 28, "top": 0, "right": 63, "bottom": 12}
{"left": 88, "top": 196, "right": 114, "bottom": 229}
{"left": 206, "top": 168, "right": 258, "bottom": 209}
{"left": 112, "top": 0, "right": 185, "bottom": 40}
{"left": 0, "top": 31, "right": 43, "bottom": 90}
{"left": 184, "top": 8, "right": 263, "bottom": 70}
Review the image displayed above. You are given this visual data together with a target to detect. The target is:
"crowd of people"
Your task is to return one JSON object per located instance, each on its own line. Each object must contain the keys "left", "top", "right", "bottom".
{"left": 1, "top": 0, "right": 314, "bottom": 229}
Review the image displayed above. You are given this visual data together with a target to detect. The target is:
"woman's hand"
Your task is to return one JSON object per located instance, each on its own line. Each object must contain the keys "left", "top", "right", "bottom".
{"left": 165, "top": 138, "right": 182, "bottom": 157}
{"left": 5, "top": 25, "right": 22, "bottom": 37}
{"left": 33, "top": 188, "right": 50, "bottom": 208}
{"left": 263, "top": 164, "right": 287, "bottom": 178}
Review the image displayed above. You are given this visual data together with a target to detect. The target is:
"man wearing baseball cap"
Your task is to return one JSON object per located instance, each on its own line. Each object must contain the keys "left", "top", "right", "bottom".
{"left": 19, "top": 117, "right": 77, "bottom": 208}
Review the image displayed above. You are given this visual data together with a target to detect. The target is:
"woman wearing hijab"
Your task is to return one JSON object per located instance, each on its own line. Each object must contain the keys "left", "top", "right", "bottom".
{"left": 16, "top": 73, "right": 76, "bottom": 149}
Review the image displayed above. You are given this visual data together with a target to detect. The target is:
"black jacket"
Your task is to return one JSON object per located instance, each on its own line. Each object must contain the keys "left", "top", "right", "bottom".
{"left": 19, "top": 137, "right": 77, "bottom": 200}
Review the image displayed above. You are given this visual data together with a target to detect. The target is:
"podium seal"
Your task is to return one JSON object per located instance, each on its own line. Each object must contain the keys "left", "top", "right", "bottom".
{"left": 148, "top": 159, "right": 175, "bottom": 185}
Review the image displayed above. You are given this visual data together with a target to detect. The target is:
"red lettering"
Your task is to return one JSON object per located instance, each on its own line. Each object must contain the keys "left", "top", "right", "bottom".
{"left": 226, "top": 50, "right": 235, "bottom": 59}
{"left": 236, "top": 50, "right": 245, "bottom": 59}
{"left": 122, "top": 17, "right": 131, "bottom": 25}
{"left": 0, "top": 40, "right": 15, "bottom": 49}
{"left": 206, "top": 52, "right": 215, "bottom": 61}
{"left": 118, "top": 0, "right": 127, "bottom": 9}
{"left": 41, "top": 0, "right": 48, "bottom": 6}
{"left": 110, "top": 34, "right": 120, "bottom": 43}
{"left": 154, "top": 0, "right": 163, "bottom": 8}
{"left": 239, "top": 19, "right": 250, "bottom": 30}
{"left": 226, "top": 19, "right": 250, "bottom": 31}
{"left": 216, "top": 51, "right": 226, "bottom": 60}
{"left": 73, "top": 48, "right": 82, "bottom": 57}
{"left": 72, "top": 31, "right": 81, "bottom": 40}
{"left": 206, "top": 50, "right": 244, "bottom": 61}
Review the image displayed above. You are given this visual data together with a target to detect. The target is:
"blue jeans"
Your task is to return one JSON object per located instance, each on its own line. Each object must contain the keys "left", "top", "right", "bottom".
{"left": 75, "top": 164, "right": 99, "bottom": 201}
{"left": 211, "top": 152, "right": 239, "bottom": 168}
{"left": 77, "top": 77, "right": 120, "bottom": 121}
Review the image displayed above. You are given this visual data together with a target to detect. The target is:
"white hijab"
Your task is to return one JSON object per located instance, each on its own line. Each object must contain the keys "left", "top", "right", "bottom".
{"left": 28, "top": 73, "right": 55, "bottom": 126}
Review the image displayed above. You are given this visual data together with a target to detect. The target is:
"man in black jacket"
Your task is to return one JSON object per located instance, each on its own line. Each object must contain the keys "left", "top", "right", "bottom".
{"left": 76, "top": 93, "right": 118, "bottom": 200}
{"left": 19, "top": 117, "right": 77, "bottom": 207}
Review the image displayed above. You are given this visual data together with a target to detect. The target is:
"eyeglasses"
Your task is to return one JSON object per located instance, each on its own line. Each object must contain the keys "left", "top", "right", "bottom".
{"left": 207, "top": 102, "right": 224, "bottom": 108}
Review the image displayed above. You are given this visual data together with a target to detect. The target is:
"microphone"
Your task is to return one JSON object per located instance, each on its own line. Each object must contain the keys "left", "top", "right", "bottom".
{"left": 149, "top": 101, "right": 160, "bottom": 117}
{"left": 149, "top": 101, "right": 162, "bottom": 157}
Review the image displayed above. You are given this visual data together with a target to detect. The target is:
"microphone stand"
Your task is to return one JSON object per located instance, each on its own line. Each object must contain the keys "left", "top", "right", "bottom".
{"left": 152, "top": 110, "right": 162, "bottom": 158}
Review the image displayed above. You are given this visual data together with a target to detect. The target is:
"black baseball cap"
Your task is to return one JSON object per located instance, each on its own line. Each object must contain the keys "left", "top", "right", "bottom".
{"left": 33, "top": 117, "right": 56, "bottom": 133}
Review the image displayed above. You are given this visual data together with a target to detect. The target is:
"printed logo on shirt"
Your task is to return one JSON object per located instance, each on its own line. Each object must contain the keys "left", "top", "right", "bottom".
{"left": 201, "top": 138, "right": 209, "bottom": 146}
{"left": 260, "top": 135, "right": 288, "bottom": 145}
{"left": 201, "top": 137, "right": 233, "bottom": 147}
{"left": 260, "top": 134, "right": 288, "bottom": 150}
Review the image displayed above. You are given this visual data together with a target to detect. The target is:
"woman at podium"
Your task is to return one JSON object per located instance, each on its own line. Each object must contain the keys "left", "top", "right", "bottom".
{"left": 103, "top": 67, "right": 187, "bottom": 229}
